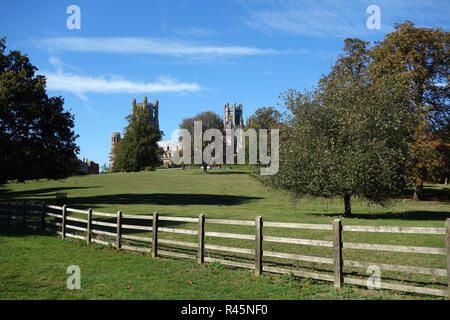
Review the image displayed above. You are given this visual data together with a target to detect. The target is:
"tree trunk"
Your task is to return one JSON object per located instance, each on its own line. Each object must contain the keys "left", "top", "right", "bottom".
{"left": 202, "top": 164, "right": 208, "bottom": 174}
{"left": 445, "top": 177, "right": 448, "bottom": 187}
{"left": 413, "top": 183, "right": 423, "bottom": 200}
{"left": 344, "top": 193, "right": 351, "bottom": 216}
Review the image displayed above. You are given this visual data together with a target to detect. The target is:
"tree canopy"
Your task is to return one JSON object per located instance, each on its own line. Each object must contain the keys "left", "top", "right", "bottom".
{"left": 369, "top": 21, "right": 449, "bottom": 199}
{"left": 246, "top": 106, "right": 284, "bottom": 130}
{"left": 0, "top": 37, "right": 79, "bottom": 184}
{"left": 256, "top": 32, "right": 417, "bottom": 215}
{"left": 179, "top": 111, "right": 223, "bottom": 173}
{"left": 112, "top": 107, "right": 163, "bottom": 172}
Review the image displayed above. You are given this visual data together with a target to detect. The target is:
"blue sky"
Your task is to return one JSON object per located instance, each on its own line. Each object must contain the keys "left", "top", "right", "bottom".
{"left": 1, "top": 0, "right": 448, "bottom": 167}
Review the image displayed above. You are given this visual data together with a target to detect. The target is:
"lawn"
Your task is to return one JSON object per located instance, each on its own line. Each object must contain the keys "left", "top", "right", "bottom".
{"left": 0, "top": 226, "right": 443, "bottom": 300}
{"left": 0, "top": 168, "right": 449, "bottom": 299}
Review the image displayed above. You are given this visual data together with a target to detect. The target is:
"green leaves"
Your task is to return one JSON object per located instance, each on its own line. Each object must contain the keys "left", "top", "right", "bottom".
{"left": 112, "top": 108, "right": 163, "bottom": 172}
{"left": 257, "top": 33, "right": 416, "bottom": 214}
{"left": 0, "top": 38, "right": 79, "bottom": 183}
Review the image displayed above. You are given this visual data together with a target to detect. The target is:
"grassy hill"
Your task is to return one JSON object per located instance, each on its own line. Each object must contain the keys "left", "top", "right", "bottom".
{"left": 0, "top": 168, "right": 449, "bottom": 299}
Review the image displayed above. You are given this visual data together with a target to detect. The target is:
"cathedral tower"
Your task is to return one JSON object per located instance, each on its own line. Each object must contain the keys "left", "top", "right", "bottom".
{"left": 110, "top": 132, "right": 121, "bottom": 170}
{"left": 132, "top": 96, "right": 159, "bottom": 130}
{"left": 110, "top": 96, "right": 160, "bottom": 171}
{"left": 223, "top": 102, "right": 243, "bottom": 129}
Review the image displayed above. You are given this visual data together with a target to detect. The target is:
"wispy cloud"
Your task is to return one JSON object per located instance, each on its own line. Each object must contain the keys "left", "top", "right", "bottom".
{"left": 33, "top": 36, "right": 282, "bottom": 57}
{"left": 44, "top": 71, "right": 202, "bottom": 96}
{"left": 238, "top": 0, "right": 378, "bottom": 38}
{"left": 172, "top": 27, "right": 219, "bottom": 37}
{"left": 236, "top": 0, "right": 450, "bottom": 38}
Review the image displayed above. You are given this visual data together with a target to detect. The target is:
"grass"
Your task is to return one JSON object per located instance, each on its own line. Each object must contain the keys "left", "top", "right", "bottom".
{"left": 0, "top": 227, "right": 442, "bottom": 300}
{"left": 0, "top": 167, "right": 449, "bottom": 299}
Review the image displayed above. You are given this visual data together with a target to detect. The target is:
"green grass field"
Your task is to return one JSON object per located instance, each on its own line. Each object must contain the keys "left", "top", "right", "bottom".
{"left": 1, "top": 168, "right": 449, "bottom": 299}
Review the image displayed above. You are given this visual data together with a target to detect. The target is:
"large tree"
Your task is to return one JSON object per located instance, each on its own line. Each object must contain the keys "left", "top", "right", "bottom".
{"left": 179, "top": 111, "right": 223, "bottom": 173}
{"left": 112, "top": 107, "right": 163, "bottom": 172}
{"left": 0, "top": 38, "right": 79, "bottom": 184}
{"left": 246, "top": 106, "right": 284, "bottom": 130}
{"left": 369, "top": 21, "right": 449, "bottom": 199}
{"left": 257, "top": 38, "right": 414, "bottom": 216}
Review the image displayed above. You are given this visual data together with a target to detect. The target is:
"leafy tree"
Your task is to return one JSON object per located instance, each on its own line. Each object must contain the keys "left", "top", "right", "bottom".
{"left": 246, "top": 106, "right": 284, "bottom": 130}
{"left": 244, "top": 106, "right": 284, "bottom": 165}
{"left": 257, "top": 38, "right": 414, "bottom": 216}
{"left": 112, "top": 107, "right": 162, "bottom": 172}
{"left": 369, "top": 21, "right": 449, "bottom": 199}
{"left": 179, "top": 111, "right": 223, "bottom": 173}
{"left": 0, "top": 37, "right": 79, "bottom": 184}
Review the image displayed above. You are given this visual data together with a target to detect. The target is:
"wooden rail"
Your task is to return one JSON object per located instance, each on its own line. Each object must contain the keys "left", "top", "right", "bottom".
{"left": 0, "top": 201, "right": 449, "bottom": 298}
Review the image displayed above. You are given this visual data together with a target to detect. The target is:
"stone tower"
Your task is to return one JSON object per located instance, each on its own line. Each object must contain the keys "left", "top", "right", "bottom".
{"left": 224, "top": 102, "right": 244, "bottom": 155}
{"left": 110, "top": 132, "right": 121, "bottom": 169}
{"left": 110, "top": 97, "right": 160, "bottom": 171}
{"left": 224, "top": 102, "right": 243, "bottom": 129}
{"left": 132, "top": 96, "right": 159, "bottom": 130}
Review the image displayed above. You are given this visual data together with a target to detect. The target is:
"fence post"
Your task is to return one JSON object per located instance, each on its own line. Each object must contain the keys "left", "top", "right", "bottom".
{"left": 22, "top": 201, "right": 26, "bottom": 228}
{"left": 87, "top": 208, "right": 92, "bottom": 244}
{"left": 197, "top": 214, "right": 205, "bottom": 264}
{"left": 116, "top": 210, "right": 122, "bottom": 249}
{"left": 333, "top": 219, "right": 343, "bottom": 288}
{"left": 445, "top": 218, "right": 450, "bottom": 299}
{"left": 41, "top": 201, "right": 46, "bottom": 232}
{"left": 7, "top": 202, "right": 11, "bottom": 226}
{"left": 61, "top": 205, "right": 67, "bottom": 239}
{"left": 255, "top": 216, "right": 263, "bottom": 276}
{"left": 152, "top": 212, "right": 159, "bottom": 258}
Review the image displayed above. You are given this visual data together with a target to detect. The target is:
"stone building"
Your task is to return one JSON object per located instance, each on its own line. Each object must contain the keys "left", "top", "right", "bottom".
{"left": 110, "top": 132, "right": 121, "bottom": 169}
{"left": 110, "top": 96, "right": 159, "bottom": 170}
{"left": 78, "top": 158, "right": 99, "bottom": 175}
{"left": 224, "top": 102, "right": 243, "bottom": 129}
{"left": 157, "top": 140, "right": 182, "bottom": 167}
{"left": 224, "top": 102, "right": 244, "bottom": 154}
{"left": 132, "top": 96, "right": 159, "bottom": 131}
{"left": 110, "top": 98, "right": 245, "bottom": 169}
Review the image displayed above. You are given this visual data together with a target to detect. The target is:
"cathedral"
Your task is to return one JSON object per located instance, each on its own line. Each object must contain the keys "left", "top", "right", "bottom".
{"left": 109, "top": 97, "right": 159, "bottom": 169}
{"left": 110, "top": 98, "right": 244, "bottom": 169}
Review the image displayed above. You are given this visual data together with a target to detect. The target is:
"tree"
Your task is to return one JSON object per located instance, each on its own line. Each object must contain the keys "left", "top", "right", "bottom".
{"left": 0, "top": 37, "right": 79, "bottom": 184}
{"left": 246, "top": 106, "right": 284, "bottom": 130}
{"left": 369, "top": 21, "right": 449, "bottom": 199}
{"left": 179, "top": 111, "right": 223, "bottom": 173}
{"left": 256, "top": 38, "right": 414, "bottom": 216}
{"left": 112, "top": 107, "right": 162, "bottom": 172}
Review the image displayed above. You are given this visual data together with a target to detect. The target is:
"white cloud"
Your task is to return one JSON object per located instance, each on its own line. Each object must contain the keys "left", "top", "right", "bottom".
{"left": 33, "top": 36, "right": 281, "bottom": 57}
{"left": 239, "top": 0, "right": 372, "bottom": 38}
{"left": 44, "top": 71, "right": 202, "bottom": 96}
{"left": 237, "top": 0, "right": 450, "bottom": 38}
{"left": 172, "top": 27, "right": 219, "bottom": 37}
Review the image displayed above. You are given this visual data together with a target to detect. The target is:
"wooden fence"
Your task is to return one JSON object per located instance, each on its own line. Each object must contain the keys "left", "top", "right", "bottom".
{"left": 0, "top": 201, "right": 449, "bottom": 298}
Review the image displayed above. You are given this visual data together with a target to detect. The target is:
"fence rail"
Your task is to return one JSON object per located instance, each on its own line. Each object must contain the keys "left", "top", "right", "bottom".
{"left": 0, "top": 201, "right": 449, "bottom": 298}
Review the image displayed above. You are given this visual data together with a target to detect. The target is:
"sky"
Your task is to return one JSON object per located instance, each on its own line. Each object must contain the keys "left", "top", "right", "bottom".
{"left": 1, "top": 0, "right": 449, "bottom": 167}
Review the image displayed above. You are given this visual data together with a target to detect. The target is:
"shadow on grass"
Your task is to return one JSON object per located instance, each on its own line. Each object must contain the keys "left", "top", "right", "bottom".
{"left": 0, "top": 225, "right": 53, "bottom": 238}
{"left": 58, "top": 193, "right": 263, "bottom": 208}
{"left": 421, "top": 186, "right": 450, "bottom": 202}
{"left": 400, "top": 185, "right": 450, "bottom": 203}
{"left": 207, "top": 171, "right": 249, "bottom": 175}
{"left": 0, "top": 186, "right": 100, "bottom": 200}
